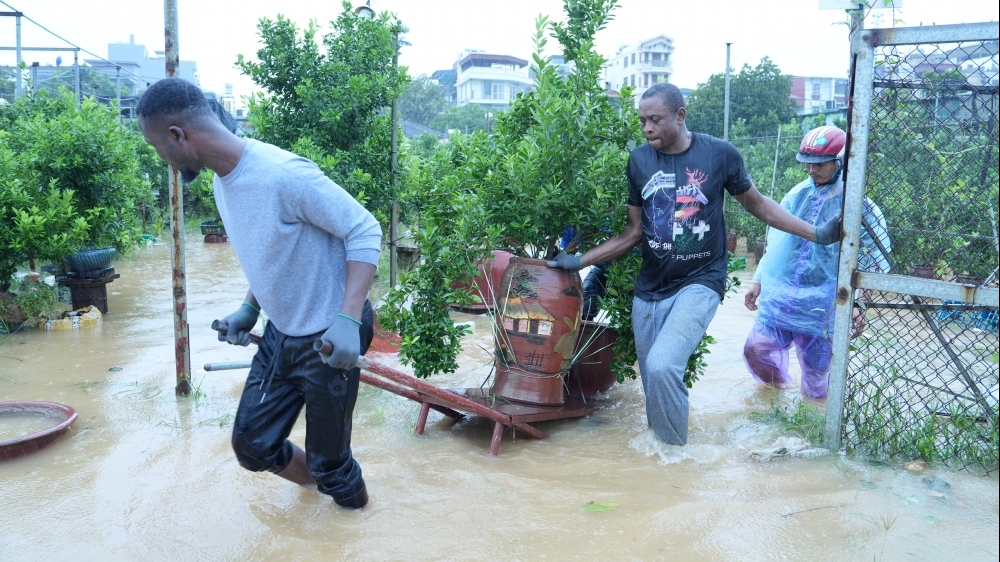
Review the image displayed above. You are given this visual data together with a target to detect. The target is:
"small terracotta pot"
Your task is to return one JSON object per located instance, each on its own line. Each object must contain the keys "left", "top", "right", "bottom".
{"left": 726, "top": 230, "right": 738, "bottom": 254}
{"left": 910, "top": 264, "right": 938, "bottom": 279}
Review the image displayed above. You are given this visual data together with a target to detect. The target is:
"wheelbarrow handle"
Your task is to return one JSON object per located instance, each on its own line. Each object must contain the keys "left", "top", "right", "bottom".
{"left": 210, "top": 319, "right": 262, "bottom": 345}
{"left": 313, "top": 338, "right": 333, "bottom": 355}
{"left": 210, "top": 321, "right": 339, "bottom": 360}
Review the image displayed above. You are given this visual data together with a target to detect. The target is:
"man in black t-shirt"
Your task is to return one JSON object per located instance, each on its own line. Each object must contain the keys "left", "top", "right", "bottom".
{"left": 549, "top": 83, "right": 840, "bottom": 446}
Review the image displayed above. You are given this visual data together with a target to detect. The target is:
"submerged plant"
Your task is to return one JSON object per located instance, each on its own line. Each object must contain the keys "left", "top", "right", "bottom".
{"left": 11, "top": 278, "right": 60, "bottom": 322}
{"left": 751, "top": 395, "right": 826, "bottom": 445}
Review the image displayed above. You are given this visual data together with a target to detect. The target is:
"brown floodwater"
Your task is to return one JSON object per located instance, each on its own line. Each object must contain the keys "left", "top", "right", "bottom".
{"left": 1, "top": 234, "right": 997, "bottom": 561}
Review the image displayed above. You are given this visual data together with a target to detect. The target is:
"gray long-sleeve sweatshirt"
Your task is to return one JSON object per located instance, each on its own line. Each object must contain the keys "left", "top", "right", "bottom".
{"left": 214, "top": 139, "right": 382, "bottom": 336}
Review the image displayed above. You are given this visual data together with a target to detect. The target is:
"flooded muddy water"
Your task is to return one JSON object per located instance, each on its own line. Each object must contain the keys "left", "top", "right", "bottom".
{"left": 1, "top": 234, "right": 997, "bottom": 561}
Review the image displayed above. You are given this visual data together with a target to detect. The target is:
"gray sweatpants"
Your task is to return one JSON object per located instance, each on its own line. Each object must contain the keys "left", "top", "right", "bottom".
{"left": 633, "top": 284, "right": 720, "bottom": 445}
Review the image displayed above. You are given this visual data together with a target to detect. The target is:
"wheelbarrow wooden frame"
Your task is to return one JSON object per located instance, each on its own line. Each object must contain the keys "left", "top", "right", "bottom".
{"left": 208, "top": 322, "right": 600, "bottom": 455}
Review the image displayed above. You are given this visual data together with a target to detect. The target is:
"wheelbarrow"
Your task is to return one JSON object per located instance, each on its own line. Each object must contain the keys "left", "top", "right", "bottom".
{"left": 207, "top": 321, "right": 601, "bottom": 455}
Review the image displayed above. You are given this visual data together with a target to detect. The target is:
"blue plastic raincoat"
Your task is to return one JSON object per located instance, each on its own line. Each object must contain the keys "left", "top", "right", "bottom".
{"left": 754, "top": 176, "right": 890, "bottom": 337}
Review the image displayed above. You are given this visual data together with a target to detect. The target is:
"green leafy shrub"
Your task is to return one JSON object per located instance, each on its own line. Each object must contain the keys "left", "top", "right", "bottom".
{"left": 236, "top": 2, "right": 408, "bottom": 228}
{"left": 381, "top": 0, "right": 643, "bottom": 379}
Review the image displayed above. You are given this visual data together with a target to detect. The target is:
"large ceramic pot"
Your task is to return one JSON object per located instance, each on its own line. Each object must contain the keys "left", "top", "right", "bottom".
{"left": 565, "top": 321, "right": 618, "bottom": 399}
{"left": 64, "top": 247, "right": 115, "bottom": 277}
{"left": 492, "top": 257, "right": 583, "bottom": 405}
{"left": 450, "top": 250, "right": 514, "bottom": 311}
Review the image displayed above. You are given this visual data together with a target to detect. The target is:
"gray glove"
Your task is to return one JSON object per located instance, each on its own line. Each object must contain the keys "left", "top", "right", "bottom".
{"left": 814, "top": 216, "right": 842, "bottom": 245}
{"left": 218, "top": 303, "right": 259, "bottom": 346}
{"left": 319, "top": 314, "right": 361, "bottom": 370}
{"left": 546, "top": 251, "right": 582, "bottom": 272}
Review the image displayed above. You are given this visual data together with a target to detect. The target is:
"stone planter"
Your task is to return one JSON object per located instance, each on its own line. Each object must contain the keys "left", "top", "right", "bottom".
{"left": 200, "top": 220, "right": 225, "bottom": 236}
{"left": 201, "top": 220, "right": 228, "bottom": 243}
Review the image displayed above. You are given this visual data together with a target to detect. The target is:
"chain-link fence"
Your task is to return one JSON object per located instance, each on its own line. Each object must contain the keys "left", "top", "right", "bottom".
{"left": 830, "top": 24, "right": 998, "bottom": 475}
{"left": 0, "top": 63, "right": 136, "bottom": 114}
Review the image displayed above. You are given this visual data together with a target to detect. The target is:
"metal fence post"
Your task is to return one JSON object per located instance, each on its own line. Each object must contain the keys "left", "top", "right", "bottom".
{"left": 14, "top": 11, "right": 21, "bottom": 97}
{"left": 824, "top": 26, "right": 875, "bottom": 450}
{"left": 768, "top": 123, "right": 781, "bottom": 198}
{"left": 389, "top": 28, "right": 399, "bottom": 289}
{"left": 723, "top": 43, "right": 731, "bottom": 141}
{"left": 73, "top": 48, "right": 79, "bottom": 105}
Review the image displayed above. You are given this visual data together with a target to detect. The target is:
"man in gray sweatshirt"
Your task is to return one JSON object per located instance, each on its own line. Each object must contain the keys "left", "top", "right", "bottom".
{"left": 136, "top": 78, "right": 382, "bottom": 509}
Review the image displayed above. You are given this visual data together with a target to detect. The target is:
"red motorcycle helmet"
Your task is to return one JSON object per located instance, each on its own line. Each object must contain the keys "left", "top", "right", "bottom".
{"left": 797, "top": 126, "right": 846, "bottom": 164}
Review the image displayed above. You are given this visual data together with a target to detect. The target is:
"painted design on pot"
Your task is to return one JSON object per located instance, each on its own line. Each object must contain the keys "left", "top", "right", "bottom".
{"left": 561, "top": 285, "right": 582, "bottom": 298}
{"left": 507, "top": 269, "right": 540, "bottom": 299}
{"left": 502, "top": 297, "right": 555, "bottom": 340}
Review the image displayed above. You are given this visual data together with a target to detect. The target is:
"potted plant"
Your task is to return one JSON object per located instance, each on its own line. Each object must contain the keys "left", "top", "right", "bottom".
{"left": 0, "top": 106, "right": 85, "bottom": 306}
{"left": 4, "top": 91, "right": 153, "bottom": 278}
{"left": 186, "top": 169, "right": 228, "bottom": 243}
{"left": 381, "top": 0, "right": 643, "bottom": 405}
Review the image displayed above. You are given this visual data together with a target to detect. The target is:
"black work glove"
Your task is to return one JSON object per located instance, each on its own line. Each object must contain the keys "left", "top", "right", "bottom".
{"left": 814, "top": 216, "right": 842, "bottom": 245}
{"left": 546, "top": 251, "right": 582, "bottom": 272}
{"left": 217, "top": 303, "right": 259, "bottom": 346}
{"left": 319, "top": 314, "right": 361, "bottom": 371}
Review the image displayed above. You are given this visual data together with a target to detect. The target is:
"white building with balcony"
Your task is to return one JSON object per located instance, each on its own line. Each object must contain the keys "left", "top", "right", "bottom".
{"left": 453, "top": 51, "right": 533, "bottom": 111}
{"left": 791, "top": 76, "right": 848, "bottom": 115}
{"left": 602, "top": 35, "right": 675, "bottom": 103}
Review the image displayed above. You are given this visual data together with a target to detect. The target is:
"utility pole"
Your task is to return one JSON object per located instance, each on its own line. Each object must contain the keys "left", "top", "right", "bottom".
{"left": 164, "top": 0, "right": 191, "bottom": 396}
{"left": 723, "top": 42, "right": 732, "bottom": 141}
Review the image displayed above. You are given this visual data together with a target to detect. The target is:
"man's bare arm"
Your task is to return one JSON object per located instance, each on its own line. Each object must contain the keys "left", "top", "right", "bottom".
{"left": 578, "top": 205, "right": 644, "bottom": 268}
{"left": 341, "top": 261, "right": 376, "bottom": 320}
{"left": 734, "top": 185, "right": 820, "bottom": 243}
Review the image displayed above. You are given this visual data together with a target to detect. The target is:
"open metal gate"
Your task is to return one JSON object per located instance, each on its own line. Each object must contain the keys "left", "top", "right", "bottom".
{"left": 825, "top": 22, "right": 999, "bottom": 474}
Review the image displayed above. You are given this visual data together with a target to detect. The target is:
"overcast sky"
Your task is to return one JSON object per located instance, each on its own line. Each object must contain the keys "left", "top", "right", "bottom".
{"left": 2, "top": 0, "right": 997, "bottom": 101}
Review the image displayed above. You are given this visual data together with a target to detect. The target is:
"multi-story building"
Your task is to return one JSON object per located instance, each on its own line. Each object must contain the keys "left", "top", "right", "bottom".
{"left": 602, "top": 34, "right": 675, "bottom": 102}
{"left": 88, "top": 35, "right": 199, "bottom": 94}
{"left": 790, "top": 76, "right": 848, "bottom": 115}
{"left": 452, "top": 50, "right": 533, "bottom": 111}
{"left": 959, "top": 55, "right": 999, "bottom": 86}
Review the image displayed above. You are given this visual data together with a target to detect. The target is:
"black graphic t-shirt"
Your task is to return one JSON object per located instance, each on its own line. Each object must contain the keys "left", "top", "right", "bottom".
{"left": 627, "top": 133, "right": 753, "bottom": 301}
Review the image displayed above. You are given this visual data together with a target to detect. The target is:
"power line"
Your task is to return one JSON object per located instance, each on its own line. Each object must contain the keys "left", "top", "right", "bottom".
{"left": 0, "top": 0, "right": 151, "bottom": 87}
